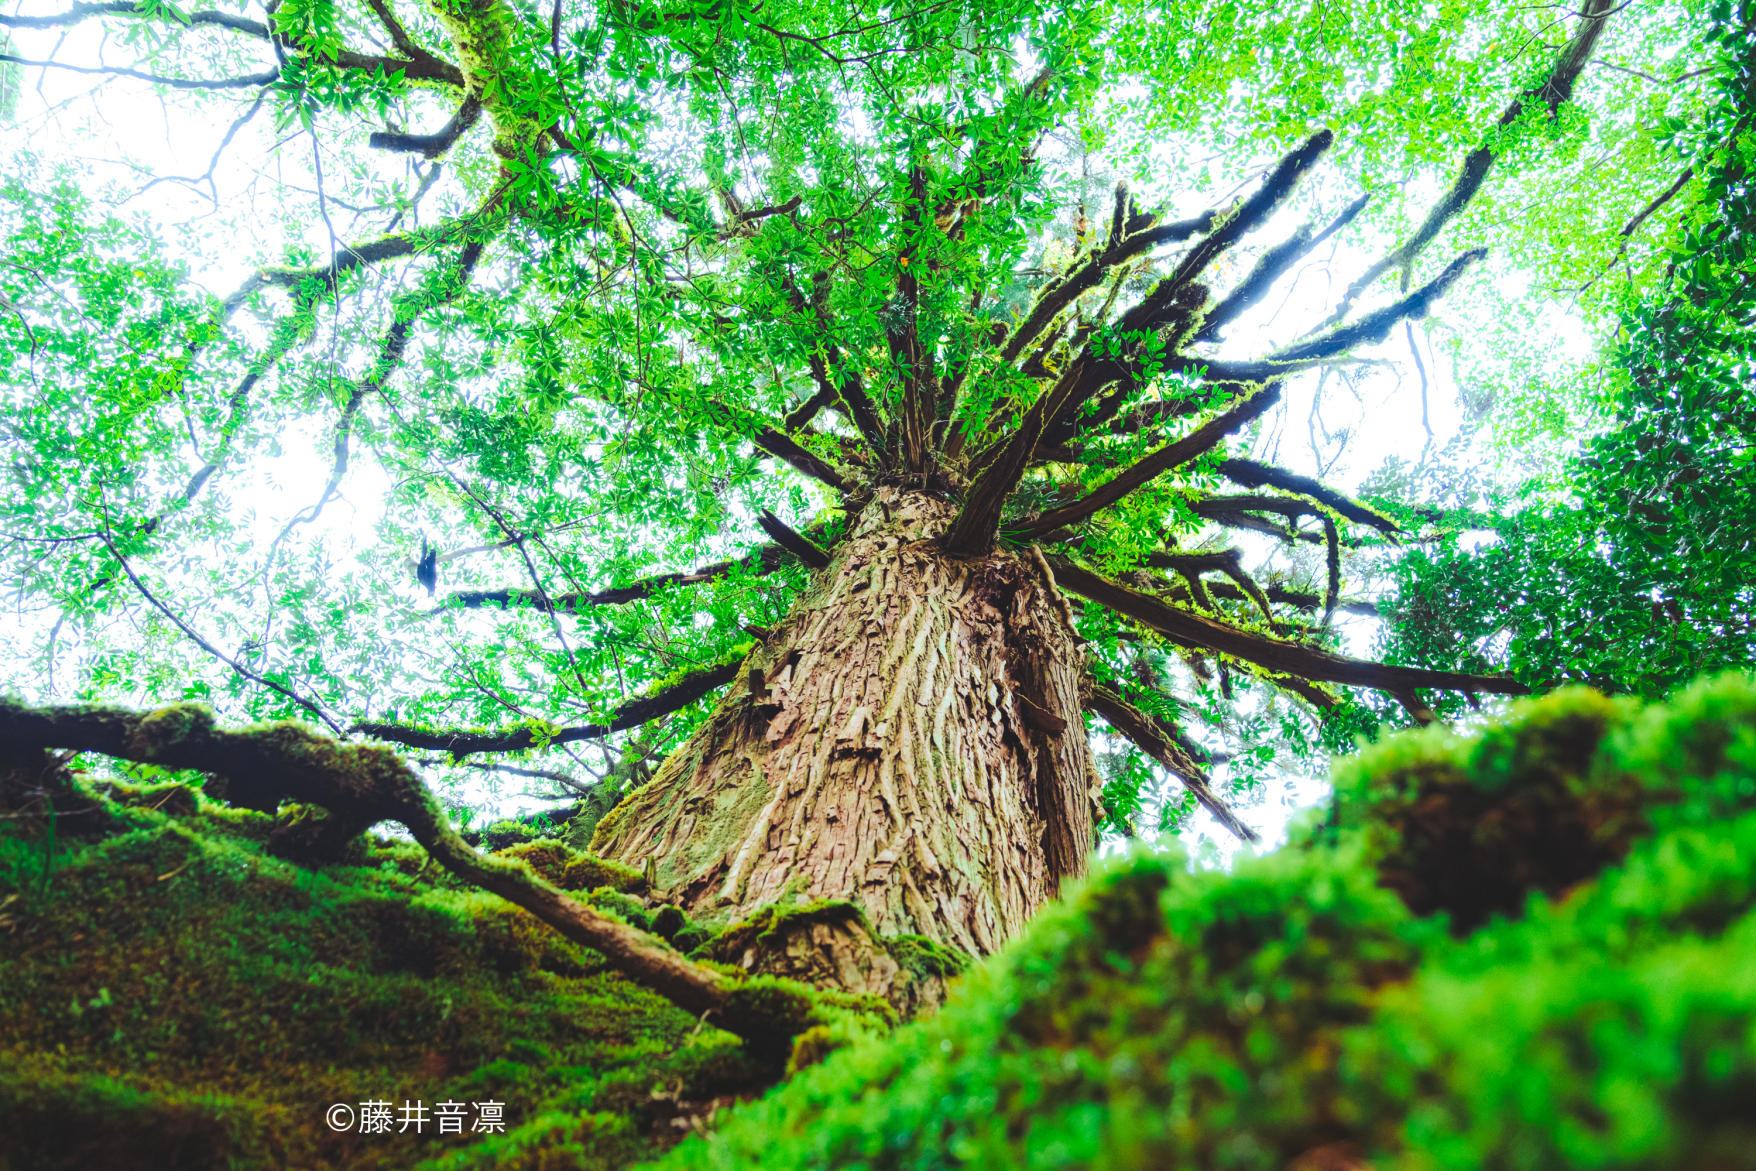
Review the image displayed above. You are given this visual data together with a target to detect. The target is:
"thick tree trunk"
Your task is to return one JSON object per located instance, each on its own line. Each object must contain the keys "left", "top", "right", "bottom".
{"left": 590, "top": 487, "right": 1095, "bottom": 1011}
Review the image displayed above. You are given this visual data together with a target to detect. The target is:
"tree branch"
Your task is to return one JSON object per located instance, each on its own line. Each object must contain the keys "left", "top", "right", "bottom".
{"left": 368, "top": 92, "right": 483, "bottom": 158}
{"left": 1133, "top": 130, "right": 1334, "bottom": 323}
{"left": 268, "top": 238, "right": 486, "bottom": 553}
{"left": 231, "top": 209, "right": 499, "bottom": 305}
{"left": 1322, "top": 0, "right": 1618, "bottom": 326}
{"left": 0, "top": 2, "right": 267, "bottom": 35}
{"left": 98, "top": 535, "right": 344, "bottom": 734}
{"left": 354, "top": 660, "right": 743, "bottom": 755}
{"left": 746, "top": 420, "right": 852, "bottom": 493}
{"left": 1193, "top": 192, "right": 1371, "bottom": 345}
{"left": 1212, "top": 458, "right": 1399, "bottom": 535}
{"left": 1275, "top": 248, "right": 1486, "bottom": 365}
{"left": 1050, "top": 557, "right": 1527, "bottom": 695}
{"left": 755, "top": 510, "right": 832, "bottom": 569}
{"left": 0, "top": 698, "right": 749, "bottom": 1033}
{"left": 1015, "top": 383, "right": 1281, "bottom": 541}
{"left": 1087, "top": 682, "right": 1258, "bottom": 843}
{"left": 1144, "top": 548, "right": 1276, "bottom": 625}
{"left": 444, "top": 545, "right": 787, "bottom": 613}
{"left": 993, "top": 192, "right": 1219, "bottom": 369}
{"left": 0, "top": 52, "right": 277, "bottom": 88}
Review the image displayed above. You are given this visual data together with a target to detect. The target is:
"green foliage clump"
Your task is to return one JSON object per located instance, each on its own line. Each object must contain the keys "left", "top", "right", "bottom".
{"left": 1378, "top": 7, "right": 1756, "bottom": 712}
{"left": 659, "top": 674, "right": 1756, "bottom": 1170}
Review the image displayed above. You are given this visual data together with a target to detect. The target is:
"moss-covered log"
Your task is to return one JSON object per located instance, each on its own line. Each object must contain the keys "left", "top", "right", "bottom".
{"left": 0, "top": 698, "right": 870, "bottom": 1055}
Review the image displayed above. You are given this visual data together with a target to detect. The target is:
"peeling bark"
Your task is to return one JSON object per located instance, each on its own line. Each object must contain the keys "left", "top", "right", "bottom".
{"left": 590, "top": 488, "right": 1094, "bottom": 1002}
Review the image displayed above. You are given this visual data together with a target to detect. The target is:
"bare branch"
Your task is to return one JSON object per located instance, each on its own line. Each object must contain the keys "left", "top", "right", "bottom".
{"left": 1050, "top": 557, "right": 1527, "bottom": 696}
{"left": 99, "top": 535, "right": 343, "bottom": 734}
{"left": 354, "top": 660, "right": 743, "bottom": 755}
{"left": 1087, "top": 682, "right": 1258, "bottom": 843}
{"left": 1016, "top": 383, "right": 1281, "bottom": 541}
{"left": 0, "top": 52, "right": 277, "bottom": 88}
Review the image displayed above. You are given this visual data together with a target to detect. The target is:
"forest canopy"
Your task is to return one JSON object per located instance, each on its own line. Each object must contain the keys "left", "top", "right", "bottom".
{"left": 0, "top": 0, "right": 1734, "bottom": 842}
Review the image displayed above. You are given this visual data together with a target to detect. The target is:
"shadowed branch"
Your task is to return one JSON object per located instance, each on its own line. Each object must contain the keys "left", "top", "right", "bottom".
{"left": 1015, "top": 384, "right": 1282, "bottom": 541}
{"left": 1213, "top": 459, "right": 1399, "bottom": 535}
{"left": 1050, "top": 557, "right": 1526, "bottom": 695}
{"left": 755, "top": 510, "right": 833, "bottom": 569}
{"left": 368, "top": 93, "right": 484, "bottom": 158}
{"left": 353, "top": 660, "right": 743, "bottom": 755}
{"left": 1087, "top": 682, "right": 1258, "bottom": 843}
{"left": 1194, "top": 192, "right": 1371, "bottom": 345}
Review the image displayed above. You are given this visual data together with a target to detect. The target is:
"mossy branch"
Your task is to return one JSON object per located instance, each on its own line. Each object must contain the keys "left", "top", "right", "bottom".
{"left": 444, "top": 544, "right": 788, "bottom": 613}
{"left": 1213, "top": 458, "right": 1399, "bottom": 535}
{"left": 1049, "top": 556, "right": 1528, "bottom": 696}
{"left": 354, "top": 660, "right": 743, "bottom": 755}
{"left": 0, "top": 698, "right": 736, "bottom": 1025}
{"left": 1016, "top": 384, "right": 1282, "bottom": 541}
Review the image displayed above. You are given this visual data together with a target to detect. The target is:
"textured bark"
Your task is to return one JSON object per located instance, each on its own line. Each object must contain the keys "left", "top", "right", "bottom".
{"left": 590, "top": 487, "right": 1094, "bottom": 1006}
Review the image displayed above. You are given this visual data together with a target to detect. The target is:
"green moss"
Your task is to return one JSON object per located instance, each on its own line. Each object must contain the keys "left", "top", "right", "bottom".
{"left": 1332, "top": 686, "right": 1650, "bottom": 931}
{"left": 654, "top": 674, "right": 1756, "bottom": 1171}
{"left": 561, "top": 853, "right": 645, "bottom": 894}
{"left": 883, "top": 933, "right": 971, "bottom": 980}
{"left": 0, "top": 768, "right": 777, "bottom": 1170}
{"left": 698, "top": 899, "right": 967, "bottom": 983}
{"left": 586, "top": 887, "right": 653, "bottom": 933}
{"left": 101, "top": 779, "right": 202, "bottom": 818}
{"left": 20, "top": 677, "right": 1755, "bottom": 1170}
{"left": 493, "top": 838, "right": 575, "bottom": 885}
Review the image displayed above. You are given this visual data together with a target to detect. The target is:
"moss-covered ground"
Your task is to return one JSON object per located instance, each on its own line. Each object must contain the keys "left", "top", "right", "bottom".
{"left": 6, "top": 676, "right": 1756, "bottom": 1169}
{"left": 0, "top": 774, "right": 771, "bottom": 1170}
{"left": 660, "top": 675, "right": 1756, "bottom": 1170}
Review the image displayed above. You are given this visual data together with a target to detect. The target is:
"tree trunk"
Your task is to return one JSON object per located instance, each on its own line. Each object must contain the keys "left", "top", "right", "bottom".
{"left": 590, "top": 486, "right": 1095, "bottom": 1012}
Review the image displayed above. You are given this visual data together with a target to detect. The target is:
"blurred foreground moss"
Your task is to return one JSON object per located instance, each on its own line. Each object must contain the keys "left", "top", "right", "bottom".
{"left": 662, "top": 675, "right": 1756, "bottom": 1170}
